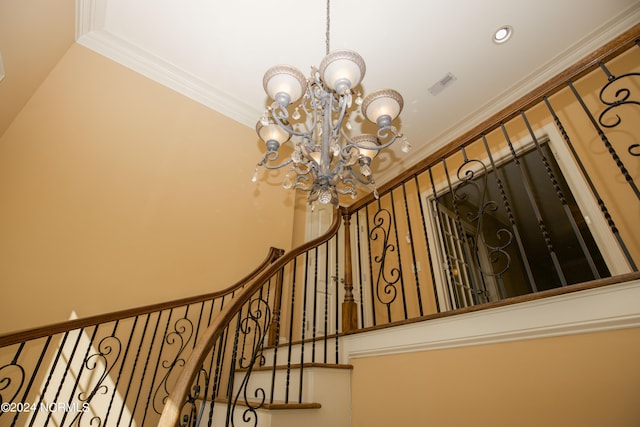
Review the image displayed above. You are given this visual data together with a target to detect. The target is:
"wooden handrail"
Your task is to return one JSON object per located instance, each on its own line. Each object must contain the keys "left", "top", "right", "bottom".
{"left": 158, "top": 207, "right": 343, "bottom": 427}
{"left": 345, "top": 23, "right": 640, "bottom": 214}
{"left": 0, "top": 246, "right": 284, "bottom": 348}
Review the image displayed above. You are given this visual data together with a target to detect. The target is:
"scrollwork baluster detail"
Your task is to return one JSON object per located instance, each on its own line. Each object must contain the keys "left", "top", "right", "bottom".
{"left": 231, "top": 297, "right": 272, "bottom": 427}
{"left": 152, "top": 317, "right": 195, "bottom": 414}
{"left": 597, "top": 60, "right": 640, "bottom": 133}
{"left": 0, "top": 349, "right": 26, "bottom": 419}
{"left": 179, "top": 368, "right": 209, "bottom": 427}
{"left": 369, "top": 208, "right": 401, "bottom": 309}
{"left": 455, "top": 159, "right": 513, "bottom": 281}
{"left": 69, "top": 335, "right": 122, "bottom": 427}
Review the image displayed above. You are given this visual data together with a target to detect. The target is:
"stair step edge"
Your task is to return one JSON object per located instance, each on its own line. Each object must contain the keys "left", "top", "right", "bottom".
{"left": 237, "top": 362, "right": 353, "bottom": 373}
{"left": 213, "top": 397, "right": 321, "bottom": 410}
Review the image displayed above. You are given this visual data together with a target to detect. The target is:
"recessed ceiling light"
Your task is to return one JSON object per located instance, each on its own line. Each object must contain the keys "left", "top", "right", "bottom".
{"left": 493, "top": 25, "right": 513, "bottom": 44}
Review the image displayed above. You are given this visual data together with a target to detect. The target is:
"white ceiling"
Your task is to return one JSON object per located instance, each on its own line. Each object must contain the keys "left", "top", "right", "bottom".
{"left": 76, "top": 0, "right": 640, "bottom": 183}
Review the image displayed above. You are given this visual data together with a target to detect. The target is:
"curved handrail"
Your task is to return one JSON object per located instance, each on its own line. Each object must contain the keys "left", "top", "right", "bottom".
{"left": 158, "top": 207, "right": 344, "bottom": 427}
{"left": 0, "top": 246, "right": 284, "bottom": 347}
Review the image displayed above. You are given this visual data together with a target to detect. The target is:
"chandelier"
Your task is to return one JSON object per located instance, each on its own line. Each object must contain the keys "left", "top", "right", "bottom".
{"left": 252, "top": 0, "right": 410, "bottom": 206}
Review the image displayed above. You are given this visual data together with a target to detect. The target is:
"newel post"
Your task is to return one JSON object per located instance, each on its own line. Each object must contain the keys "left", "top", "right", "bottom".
{"left": 341, "top": 211, "right": 358, "bottom": 332}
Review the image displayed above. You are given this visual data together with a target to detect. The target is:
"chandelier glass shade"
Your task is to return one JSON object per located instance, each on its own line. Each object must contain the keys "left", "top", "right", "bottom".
{"left": 253, "top": 48, "right": 410, "bottom": 206}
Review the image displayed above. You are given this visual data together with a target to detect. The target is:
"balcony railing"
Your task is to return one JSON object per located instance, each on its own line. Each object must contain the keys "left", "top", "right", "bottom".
{"left": 339, "top": 25, "right": 640, "bottom": 330}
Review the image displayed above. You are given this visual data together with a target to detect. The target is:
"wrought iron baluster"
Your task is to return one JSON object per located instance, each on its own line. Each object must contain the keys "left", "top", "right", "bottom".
{"left": 225, "top": 313, "right": 242, "bottom": 427}
{"left": 142, "top": 309, "right": 174, "bottom": 424}
{"left": 323, "top": 241, "right": 330, "bottom": 363}
{"left": 543, "top": 95, "right": 637, "bottom": 272}
{"left": 28, "top": 332, "right": 69, "bottom": 427}
{"left": 501, "top": 120, "right": 567, "bottom": 287}
{"left": 402, "top": 180, "right": 424, "bottom": 317}
{"left": 104, "top": 317, "right": 139, "bottom": 426}
{"left": 119, "top": 312, "right": 151, "bottom": 427}
{"left": 355, "top": 212, "right": 366, "bottom": 328}
{"left": 68, "top": 322, "right": 123, "bottom": 427}
{"left": 428, "top": 166, "right": 459, "bottom": 310}
{"left": 389, "top": 190, "right": 408, "bottom": 320}
{"left": 364, "top": 204, "right": 377, "bottom": 326}
{"left": 597, "top": 58, "right": 640, "bottom": 153}
{"left": 207, "top": 330, "right": 227, "bottom": 426}
{"left": 414, "top": 174, "right": 440, "bottom": 314}
{"left": 311, "top": 246, "right": 319, "bottom": 363}
{"left": 269, "top": 267, "right": 285, "bottom": 404}
{"left": 153, "top": 307, "right": 194, "bottom": 415}
{"left": 0, "top": 343, "right": 25, "bottom": 425}
{"left": 568, "top": 81, "right": 640, "bottom": 199}
{"left": 299, "top": 251, "right": 310, "bottom": 403}
{"left": 44, "top": 327, "right": 87, "bottom": 426}
{"left": 476, "top": 135, "right": 518, "bottom": 298}
{"left": 285, "top": 257, "right": 298, "bottom": 404}
{"left": 231, "top": 294, "right": 271, "bottom": 427}
{"left": 334, "top": 233, "right": 340, "bottom": 364}
{"left": 442, "top": 155, "right": 482, "bottom": 306}
{"left": 11, "top": 337, "right": 51, "bottom": 427}
{"left": 130, "top": 311, "right": 162, "bottom": 427}
{"left": 369, "top": 206, "right": 401, "bottom": 322}
{"left": 521, "top": 110, "right": 600, "bottom": 281}
{"left": 192, "top": 302, "right": 207, "bottom": 351}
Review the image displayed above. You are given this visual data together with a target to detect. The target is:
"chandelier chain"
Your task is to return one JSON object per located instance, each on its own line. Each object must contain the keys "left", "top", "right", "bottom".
{"left": 325, "top": 0, "right": 330, "bottom": 55}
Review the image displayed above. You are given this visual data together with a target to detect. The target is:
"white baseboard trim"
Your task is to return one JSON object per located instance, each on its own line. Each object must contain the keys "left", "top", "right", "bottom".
{"left": 343, "top": 279, "right": 640, "bottom": 360}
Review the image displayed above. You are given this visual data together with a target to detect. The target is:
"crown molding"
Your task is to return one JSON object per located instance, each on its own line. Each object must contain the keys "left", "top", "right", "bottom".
{"left": 75, "top": 0, "right": 261, "bottom": 127}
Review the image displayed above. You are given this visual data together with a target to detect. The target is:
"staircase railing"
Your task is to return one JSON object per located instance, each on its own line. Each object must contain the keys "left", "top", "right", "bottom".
{"left": 158, "top": 208, "right": 343, "bottom": 426}
{"left": 160, "top": 25, "right": 640, "bottom": 426}
{"left": 2, "top": 24, "right": 638, "bottom": 427}
{"left": 0, "top": 246, "right": 284, "bottom": 427}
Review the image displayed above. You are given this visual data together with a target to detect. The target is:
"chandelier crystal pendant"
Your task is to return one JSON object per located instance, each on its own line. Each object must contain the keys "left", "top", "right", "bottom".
{"left": 252, "top": 2, "right": 410, "bottom": 206}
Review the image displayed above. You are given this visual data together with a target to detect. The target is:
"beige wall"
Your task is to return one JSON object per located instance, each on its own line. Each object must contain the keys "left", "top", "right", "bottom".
{"left": 0, "top": 44, "right": 295, "bottom": 334}
{"left": 0, "top": 0, "right": 75, "bottom": 136}
{"left": 351, "top": 327, "right": 640, "bottom": 427}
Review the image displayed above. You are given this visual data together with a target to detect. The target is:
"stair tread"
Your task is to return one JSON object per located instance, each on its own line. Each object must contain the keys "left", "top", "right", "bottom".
{"left": 214, "top": 397, "right": 321, "bottom": 410}
{"left": 238, "top": 362, "right": 353, "bottom": 372}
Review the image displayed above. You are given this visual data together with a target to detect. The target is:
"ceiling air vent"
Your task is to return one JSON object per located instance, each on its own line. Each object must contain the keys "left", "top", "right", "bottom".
{"left": 428, "top": 72, "right": 456, "bottom": 96}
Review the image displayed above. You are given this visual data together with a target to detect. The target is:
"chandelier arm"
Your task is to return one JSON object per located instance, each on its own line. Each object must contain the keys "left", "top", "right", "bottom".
{"left": 334, "top": 176, "right": 356, "bottom": 195}
{"left": 343, "top": 166, "right": 375, "bottom": 185}
{"left": 270, "top": 106, "right": 307, "bottom": 138}
{"left": 293, "top": 173, "right": 313, "bottom": 191}
{"left": 375, "top": 126, "right": 402, "bottom": 149}
{"left": 258, "top": 150, "right": 294, "bottom": 170}
{"left": 331, "top": 92, "right": 351, "bottom": 135}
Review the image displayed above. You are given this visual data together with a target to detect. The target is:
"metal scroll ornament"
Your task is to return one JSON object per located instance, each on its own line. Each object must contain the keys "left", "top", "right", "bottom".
{"left": 70, "top": 334, "right": 122, "bottom": 426}
{"left": 0, "top": 360, "right": 25, "bottom": 418}
{"left": 598, "top": 69, "right": 640, "bottom": 157}
{"left": 231, "top": 297, "right": 272, "bottom": 427}
{"left": 369, "top": 208, "right": 401, "bottom": 307}
{"left": 153, "top": 317, "right": 194, "bottom": 414}
{"left": 454, "top": 159, "right": 513, "bottom": 279}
